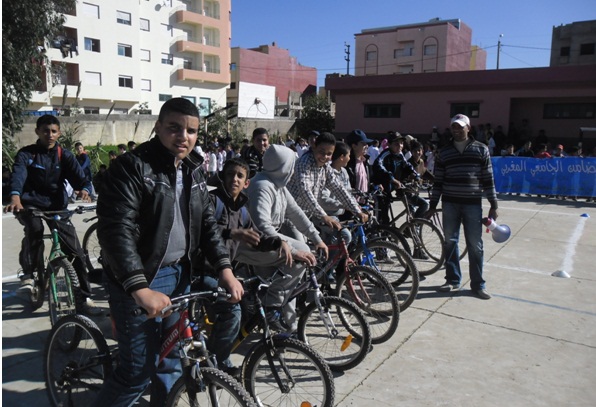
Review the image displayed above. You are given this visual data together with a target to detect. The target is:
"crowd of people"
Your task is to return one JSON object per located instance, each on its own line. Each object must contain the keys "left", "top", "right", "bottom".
{"left": 7, "top": 101, "right": 595, "bottom": 403}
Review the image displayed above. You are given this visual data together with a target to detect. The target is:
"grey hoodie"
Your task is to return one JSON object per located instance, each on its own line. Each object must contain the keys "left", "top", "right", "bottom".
{"left": 246, "top": 145, "right": 323, "bottom": 248}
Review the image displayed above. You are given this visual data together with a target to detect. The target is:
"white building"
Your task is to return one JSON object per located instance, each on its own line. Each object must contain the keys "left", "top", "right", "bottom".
{"left": 28, "top": 0, "right": 231, "bottom": 116}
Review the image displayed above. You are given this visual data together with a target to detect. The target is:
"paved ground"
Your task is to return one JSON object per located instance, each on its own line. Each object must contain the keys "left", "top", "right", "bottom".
{"left": 3, "top": 196, "right": 596, "bottom": 406}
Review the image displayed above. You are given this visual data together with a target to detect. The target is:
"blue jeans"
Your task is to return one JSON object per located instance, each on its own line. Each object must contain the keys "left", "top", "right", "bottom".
{"left": 92, "top": 263, "right": 190, "bottom": 407}
{"left": 197, "top": 275, "right": 241, "bottom": 369}
{"left": 442, "top": 202, "right": 486, "bottom": 290}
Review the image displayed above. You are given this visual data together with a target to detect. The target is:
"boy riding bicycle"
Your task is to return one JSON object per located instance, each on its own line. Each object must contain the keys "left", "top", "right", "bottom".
{"left": 4, "top": 114, "right": 99, "bottom": 315}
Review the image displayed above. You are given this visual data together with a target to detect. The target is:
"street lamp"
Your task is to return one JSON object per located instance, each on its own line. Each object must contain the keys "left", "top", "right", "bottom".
{"left": 497, "top": 34, "right": 503, "bottom": 70}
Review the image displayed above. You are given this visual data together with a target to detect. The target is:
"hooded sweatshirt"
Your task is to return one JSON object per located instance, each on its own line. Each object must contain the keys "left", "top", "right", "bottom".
{"left": 246, "top": 145, "right": 323, "bottom": 249}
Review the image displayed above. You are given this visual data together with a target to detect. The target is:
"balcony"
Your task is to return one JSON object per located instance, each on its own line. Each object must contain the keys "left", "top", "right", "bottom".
{"left": 175, "top": 36, "right": 220, "bottom": 53}
{"left": 176, "top": 64, "right": 228, "bottom": 84}
{"left": 175, "top": 9, "right": 219, "bottom": 26}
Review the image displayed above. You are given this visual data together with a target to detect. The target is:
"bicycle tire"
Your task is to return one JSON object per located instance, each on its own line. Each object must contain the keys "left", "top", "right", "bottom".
{"left": 351, "top": 240, "right": 419, "bottom": 311}
{"left": 399, "top": 218, "right": 445, "bottom": 276}
{"left": 336, "top": 265, "right": 400, "bottom": 344}
{"left": 433, "top": 209, "right": 468, "bottom": 260}
{"left": 82, "top": 222, "right": 103, "bottom": 276}
{"left": 297, "top": 295, "right": 372, "bottom": 372}
{"left": 30, "top": 268, "right": 47, "bottom": 310}
{"left": 166, "top": 366, "right": 257, "bottom": 407}
{"left": 44, "top": 314, "right": 113, "bottom": 407}
{"left": 243, "top": 336, "right": 335, "bottom": 407}
{"left": 48, "top": 258, "right": 79, "bottom": 326}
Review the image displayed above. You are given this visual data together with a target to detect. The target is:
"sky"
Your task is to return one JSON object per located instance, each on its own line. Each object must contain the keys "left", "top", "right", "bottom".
{"left": 230, "top": 0, "right": 596, "bottom": 87}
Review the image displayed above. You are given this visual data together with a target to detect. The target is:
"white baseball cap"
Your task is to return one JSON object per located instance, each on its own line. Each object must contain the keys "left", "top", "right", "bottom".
{"left": 450, "top": 114, "right": 470, "bottom": 128}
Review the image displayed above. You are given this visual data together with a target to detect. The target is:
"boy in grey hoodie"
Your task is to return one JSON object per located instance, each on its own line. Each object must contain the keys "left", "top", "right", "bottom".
{"left": 246, "top": 145, "right": 328, "bottom": 331}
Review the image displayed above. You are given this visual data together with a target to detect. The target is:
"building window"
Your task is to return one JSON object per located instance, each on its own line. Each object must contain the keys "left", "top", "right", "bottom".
{"left": 229, "top": 82, "right": 236, "bottom": 89}
{"left": 118, "top": 44, "right": 132, "bottom": 57}
{"left": 395, "top": 41, "right": 415, "bottom": 57}
{"left": 424, "top": 44, "right": 437, "bottom": 56}
{"left": 84, "top": 107, "right": 99, "bottom": 114}
{"left": 364, "top": 104, "right": 401, "bottom": 118}
{"left": 140, "top": 18, "right": 150, "bottom": 31}
{"left": 199, "top": 97, "right": 211, "bottom": 117}
{"left": 82, "top": 2, "right": 100, "bottom": 18}
{"left": 113, "top": 108, "right": 129, "bottom": 114}
{"left": 398, "top": 65, "right": 414, "bottom": 74}
{"left": 84, "top": 71, "right": 102, "bottom": 86}
{"left": 450, "top": 103, "right": 480, "bottom": 119}
{"left": 366, "top": 51, "right": 377, "bottom": 61}
{"left": 140, "top": 79, "right": 151, "bottom": 91}
{"left": 183, "top": 57, "right": 193, "bottom": 69}
{"left": 161, "top": 23, "right": 173, "bottom": 37}
{"left": 159, "top": 94, "right": 172, "bottom": 102}
{"left": 182, "top": 96, "right": 196, "bottom": 105}
{"left": 544, "top": 103, "right": 595, "bottom": 119}
{"left": 117, "top": 10, "right": 131, "bottom": 25}
{"left": 140, "top": 49, "right": 151, "bottom": 62}
{"left": 580, "top": 43, "right": 595, "bottom": 55}
{"left": 161, "top": 53, "right": 173, "bottom": 65}
{"left": 230, "top": 62, "right": 237, "bottom": 71}
{"left": 560, "top": 46, "right": 570, "bottom": 57}
{"left": 118, "top": 75, "right": 133, "bottom": 88}
{"left": 84, "top": 37, "right": 100, "bottom": 52}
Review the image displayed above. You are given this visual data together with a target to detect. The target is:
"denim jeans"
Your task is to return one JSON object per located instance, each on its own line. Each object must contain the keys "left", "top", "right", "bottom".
{"left": 441, "top": 201, "right": 485, "bottom": 290}
{"left": 197, "top": 275, "right": 241, "bottom": 369}
{"left": 92, "top": 263, "right": 190, "bottom": 407}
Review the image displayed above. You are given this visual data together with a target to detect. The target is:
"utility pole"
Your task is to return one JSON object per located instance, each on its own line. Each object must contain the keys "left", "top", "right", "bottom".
{"left": 344, "top": 42, "right": 351, "bottom": 75}
{"left": 496, "top": 35, "right": 502, "bottom": 70}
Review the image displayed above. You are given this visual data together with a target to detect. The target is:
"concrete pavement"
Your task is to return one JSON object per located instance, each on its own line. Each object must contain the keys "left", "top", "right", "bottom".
{"left": 3, "top": 196, "right": 596, "bottom": 406}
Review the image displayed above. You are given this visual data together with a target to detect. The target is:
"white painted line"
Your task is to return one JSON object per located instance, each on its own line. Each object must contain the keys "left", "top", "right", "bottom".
{"left": 486, "top": 262, "right": 553, "bottom": 276}
{"left": 559, "top": 216, "right": 588, "bottom": 276}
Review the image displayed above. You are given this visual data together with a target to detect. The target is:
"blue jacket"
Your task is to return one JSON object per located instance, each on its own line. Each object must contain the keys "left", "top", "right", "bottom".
{"left": 9, "top": 141, "right": 91, "bottom": 210}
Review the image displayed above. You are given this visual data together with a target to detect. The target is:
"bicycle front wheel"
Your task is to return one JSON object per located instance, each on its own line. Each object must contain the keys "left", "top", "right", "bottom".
{"left": 48, "top": 258, "right": 79, "bottom": 326}
{"left": 243, "top": 337, "right": 335, "bottom": 407}
{"left": 44, "top": 314, "right": 112, "bottom": 407}
{"left": 399, "top": 218, "right": 445, "bottom": 275}
{"left": 166, "top": 366, "right": 256, "bottom": 407}
{"left": 351, "top": 240, "right": 419, "bottom": 312}
{"left": 297, "top": 295, "right": 371, "bottom": 372}
{"left": 336, "top": 265, "right": 400, "bottom": 344}
{"left": 82, "top": 222, "right": 103, "bottom": 279}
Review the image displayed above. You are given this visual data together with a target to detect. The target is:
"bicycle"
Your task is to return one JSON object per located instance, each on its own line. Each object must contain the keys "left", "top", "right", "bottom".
{"left": 223, "top": 276, "right": 336, "bottom": 407}
{"left": 313, "top": 230, "right": 400, "bottom": 344}
{"left": 44, "top": 288, "right": 257, "bottom": 407}
{"left": 18, "top": 205, "right": 97, "bottom": 325}
{"left": 385, "top": 183, "right": 446, "bottom": 276}
{"left": 346, "top": 218, "right": 419, "bottom": 312}
{"left": 242, "top": 261, "right": 372, "bottom": 372}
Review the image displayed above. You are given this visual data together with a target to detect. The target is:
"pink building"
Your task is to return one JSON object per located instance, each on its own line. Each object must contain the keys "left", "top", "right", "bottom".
{"left": 355, "top": 18, "right": 486, "bottom": 75}
{"left": 325, "top": 65, "right": 596, "bottom": 150}
{"left": 228, "top": 43, "right": 316, "bottom": 106}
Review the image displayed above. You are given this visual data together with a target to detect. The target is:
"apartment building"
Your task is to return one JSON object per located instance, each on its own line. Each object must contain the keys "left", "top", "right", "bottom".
{"left": 354, "top": 18, "right": 486, "bottom": 75}
{"left": 28, "top": 0, "right": 231, "bottom": 116}
{"left": 550, "top": 20, "right": 596, "bottom": 67}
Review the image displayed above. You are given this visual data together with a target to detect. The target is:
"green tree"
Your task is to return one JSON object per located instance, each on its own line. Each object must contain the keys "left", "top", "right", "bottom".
{"left": 2, "top": 0, "right": 76, "bottom": 136}
{"left": 296, "top": 94, "right": 335, "bottom": 136}
{"left": 202, "top": 103, "right": 246, "bottom": 146}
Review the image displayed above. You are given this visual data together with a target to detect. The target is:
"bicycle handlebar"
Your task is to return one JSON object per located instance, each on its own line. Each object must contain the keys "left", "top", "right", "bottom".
{"left": 132, "top": 287, "right": 231, "bottom": 317}
{"left": 27, "top": 205, "right": 97, "bottom": 221}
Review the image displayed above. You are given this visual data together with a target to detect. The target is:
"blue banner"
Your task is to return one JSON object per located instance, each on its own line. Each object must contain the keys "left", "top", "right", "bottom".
{"left": 492, "top": 157, "right": 596, "bottom": 197}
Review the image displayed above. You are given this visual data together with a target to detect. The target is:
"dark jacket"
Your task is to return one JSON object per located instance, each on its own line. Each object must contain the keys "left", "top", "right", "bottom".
{"left": 371, "top": 148, "right": 418, "bottom": 191}
{"left": 210, "top": 187, "right": 282, "bottom": 261}
{"left": 9, "top": 141, "right": 90, "bottom": 210}
{"left": 242, "top": 145, "right": 263, "bottom": 179}
{"left": 96, "top": 137, "right": 232, "bottom": 294}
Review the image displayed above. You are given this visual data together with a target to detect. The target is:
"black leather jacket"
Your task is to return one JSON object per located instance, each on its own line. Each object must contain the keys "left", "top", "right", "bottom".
{"left": 97, "top": 138, "right": 232, "bottom": 294}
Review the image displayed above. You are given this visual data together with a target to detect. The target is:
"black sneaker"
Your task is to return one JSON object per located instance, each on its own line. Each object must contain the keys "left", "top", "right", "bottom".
{"left": 438, "top": 282, "right": 460, "bottom": 292}
{"left": 413, "top": 249, "right": 429, "bottom": 260}
{"left": 265, "top": 308, "right": 287, "bottom": 332}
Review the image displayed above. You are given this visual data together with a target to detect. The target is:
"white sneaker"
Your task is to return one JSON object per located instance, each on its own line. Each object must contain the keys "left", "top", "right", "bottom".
{"left": 18, "top": 274, "right": 34, "bottom": 291}
{"left": 81, "top": 297, "right": 103, "bottom": 316}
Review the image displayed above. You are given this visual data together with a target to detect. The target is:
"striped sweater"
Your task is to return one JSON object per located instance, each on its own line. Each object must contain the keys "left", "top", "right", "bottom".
{"left": 429, "top": 138, "right": 498, "bottom": 209}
